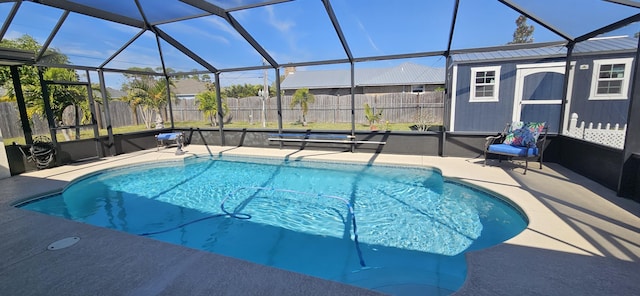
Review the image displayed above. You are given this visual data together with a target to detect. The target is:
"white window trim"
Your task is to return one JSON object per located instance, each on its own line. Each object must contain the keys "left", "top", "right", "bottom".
{"left": 589, "top": 57, "right": 633, "bottom": 100}
{"left": 470, "top": 66, "right": 501, "bottom": 102}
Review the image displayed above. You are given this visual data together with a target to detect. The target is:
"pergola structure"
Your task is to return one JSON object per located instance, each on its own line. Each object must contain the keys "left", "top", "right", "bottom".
{"left": 1, "top": 0, "right": 640, "bottom": 200}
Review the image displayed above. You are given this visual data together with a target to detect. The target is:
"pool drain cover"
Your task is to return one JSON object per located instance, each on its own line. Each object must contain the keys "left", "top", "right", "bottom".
{"left": 47, "top": 237, "right": 80, "bottom": 250}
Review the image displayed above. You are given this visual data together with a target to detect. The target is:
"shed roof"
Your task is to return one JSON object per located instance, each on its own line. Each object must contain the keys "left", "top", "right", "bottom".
{"left": 451, "top": 36, "right": 638, "bottom": 63}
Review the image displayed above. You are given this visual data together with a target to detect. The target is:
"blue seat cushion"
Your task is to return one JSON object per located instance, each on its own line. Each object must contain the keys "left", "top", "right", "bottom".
{"left": 488, "top": 143, "right": 539, "bottom": 157}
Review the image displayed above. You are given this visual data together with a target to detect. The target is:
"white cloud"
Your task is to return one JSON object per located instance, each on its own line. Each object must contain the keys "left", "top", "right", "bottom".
{"left": 263, "top": 6, "right": 301, "bottom": 59}
{"left": 102, "top": 43, "right": 163, "bottom": 70}
{"left": 4, "top": 30, "right": 26, "bottom": 40}
{"left": 265, "top": 5, "right": 294, "bottom": 33}
{"left": 62, "top": 47, "right": 106, "bottom": 59}
{"left": 356, "top": 19, "right": 380, "bottom": 53}
{"left": 162, "top": 20, "right": 230, "bottom": 45}
{"left": 107, "top": 22, "right": 142, "bottom": 35}
{"left": 212, "top": 17, "right": 244, "bottom": 41}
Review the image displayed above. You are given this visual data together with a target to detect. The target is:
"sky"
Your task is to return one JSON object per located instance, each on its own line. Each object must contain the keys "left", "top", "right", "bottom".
{"left": 1, "top": 0, "right": 639, "bottom": 89}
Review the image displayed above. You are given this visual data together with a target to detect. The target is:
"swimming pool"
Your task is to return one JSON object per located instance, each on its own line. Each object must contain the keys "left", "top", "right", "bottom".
{"left": 18, "top": 155, "right": 527, "bottom": 295}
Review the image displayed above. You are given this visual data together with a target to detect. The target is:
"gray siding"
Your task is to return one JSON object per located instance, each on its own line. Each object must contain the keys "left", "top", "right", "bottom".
{"left": 449, "top": 37, "right": 638, "bottom": 133}
{"left": 569, "top": 52, "right": 634, "bottom": 126}
{"left": 453, "top": 63, "right": 516, "bottom": 132}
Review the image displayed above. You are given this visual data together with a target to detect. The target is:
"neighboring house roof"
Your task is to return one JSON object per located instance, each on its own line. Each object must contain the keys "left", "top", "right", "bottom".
{"left": 171, "top": 79, "right": 208, "bottom": 96}
{"left": 105, "top": 87, "right": 126, "bottom": 99}
{"left": 280, "top": 62, "right": 445, "bottom": 90}
{"left": 85, "top": 87, "right": 124, "bottom": 99}
{"left": 283, "top": 69, "right": 352, "bottom": 89}
{"left": 451, "top": 36, "right": 638, "bottom": 63}
{"left": 365, "top": 62, "right": 445, "bottom": 86}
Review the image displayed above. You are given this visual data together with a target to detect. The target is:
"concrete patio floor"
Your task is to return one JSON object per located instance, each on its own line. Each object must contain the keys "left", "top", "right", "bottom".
{"left": 1, "top": 145, "right": 639, "bottom": 295}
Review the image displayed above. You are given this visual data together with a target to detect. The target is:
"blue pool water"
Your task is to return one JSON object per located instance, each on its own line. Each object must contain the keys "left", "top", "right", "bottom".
{"left": 19, "top": 156, "right": 527, "bottom": 295}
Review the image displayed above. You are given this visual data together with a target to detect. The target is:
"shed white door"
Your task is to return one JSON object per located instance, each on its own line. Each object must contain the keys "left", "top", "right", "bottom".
{"left": 513, "top": 63, "right": 566, "bottom": 134}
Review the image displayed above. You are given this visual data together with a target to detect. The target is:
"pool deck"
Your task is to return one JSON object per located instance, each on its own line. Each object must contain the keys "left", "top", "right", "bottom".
{"left": 1, "top": 145, "right": 639, "bottom": 296}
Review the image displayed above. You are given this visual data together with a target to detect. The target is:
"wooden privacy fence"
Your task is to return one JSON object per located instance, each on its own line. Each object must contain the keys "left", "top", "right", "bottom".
{"left": 0, "top": 103, "right": 50, "bottom": 137}
{"left": 0, "top": 101, "right": 137, "bottom": 139}
{"left": 0, "top": 92, "right": 444, "bottom": 138}
{"left": 171, "top": 92, "right": 445, "bottom": 125}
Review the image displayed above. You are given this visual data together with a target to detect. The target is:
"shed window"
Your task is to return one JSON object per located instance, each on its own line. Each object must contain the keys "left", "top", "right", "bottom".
{"left": 470, "top": 66, "right": 500, "bottom": 102}
{"left": 590, "top": 58, "right": 633, "bottom": 100}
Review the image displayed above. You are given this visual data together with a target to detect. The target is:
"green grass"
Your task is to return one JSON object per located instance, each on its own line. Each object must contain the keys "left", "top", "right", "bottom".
{"left": 3, "top": 120, "right": 434, "bottom": 146}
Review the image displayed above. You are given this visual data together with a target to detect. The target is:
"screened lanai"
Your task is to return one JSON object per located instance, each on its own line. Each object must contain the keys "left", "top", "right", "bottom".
{"left": 1, "top": 0, "right": 640, "bottom": 200}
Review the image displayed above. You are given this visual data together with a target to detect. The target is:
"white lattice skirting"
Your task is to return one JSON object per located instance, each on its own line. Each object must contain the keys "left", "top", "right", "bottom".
{"left": 565, "top": 113, "right": 627, "bottom": 149}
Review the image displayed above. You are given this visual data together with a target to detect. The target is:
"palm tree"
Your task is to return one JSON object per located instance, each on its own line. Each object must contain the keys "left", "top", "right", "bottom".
{"left": 364, "top": 103, "right": 383, "bottom": 129}
{"left": 122, "top": 77, "right": 151, "bottom": 126}
{"left": 122, "top": 76, "right": 174, "bottom": 128}
{"left": 195, "top": 90, "right": 228, "bottom": 126}
{"left": 148, "top": 78, "right": 174, "bottom": 123}
{"left": 290, "top": 88, "right": 315, "bottom": 126}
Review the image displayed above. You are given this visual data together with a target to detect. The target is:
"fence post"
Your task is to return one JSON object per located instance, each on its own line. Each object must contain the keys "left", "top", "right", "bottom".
{"left": 569, "top": 113, "right": 578, "bottom": 132}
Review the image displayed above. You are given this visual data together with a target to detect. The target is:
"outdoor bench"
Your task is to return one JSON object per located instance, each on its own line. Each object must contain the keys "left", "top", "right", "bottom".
{"left": 267, "top": 133, "right": 386, "bottom": 151}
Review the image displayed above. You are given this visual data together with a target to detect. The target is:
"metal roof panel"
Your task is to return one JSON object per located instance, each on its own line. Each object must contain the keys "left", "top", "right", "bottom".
{"left": 451, "top": 37, "right": 638, "bottom": 63}
{"left": 280, "top": 63, "right": 445, "bottom": 89}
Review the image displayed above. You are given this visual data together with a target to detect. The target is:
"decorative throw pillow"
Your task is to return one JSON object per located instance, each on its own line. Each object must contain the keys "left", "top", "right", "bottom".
{"left": 510, "top": 121, "right": 525, "bottom": 131}
{"left": 523, "top": 122, "right": 545, "bottom": 145}
{"left": 503, "top": 122, "right": 545, "bottom": 147}
{"left": 503, "top": 121, "right": 523, "bottom": 145}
